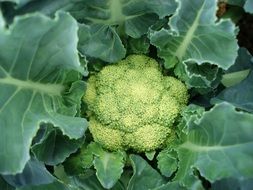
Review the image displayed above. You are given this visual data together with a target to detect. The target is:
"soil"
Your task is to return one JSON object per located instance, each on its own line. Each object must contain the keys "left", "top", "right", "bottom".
{"left": 217, "top": 2, "right": 253, "bottom": 55}
{"left": 237, "top": 13, "right": 253, "bottom": 55}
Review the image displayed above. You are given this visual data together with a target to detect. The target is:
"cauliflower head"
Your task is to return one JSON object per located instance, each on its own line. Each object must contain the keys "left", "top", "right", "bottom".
{"left": 84, "top": 55, "right": 189, "bottom": 152}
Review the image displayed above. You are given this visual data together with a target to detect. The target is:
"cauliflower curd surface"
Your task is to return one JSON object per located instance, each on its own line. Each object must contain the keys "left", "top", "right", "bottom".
{"left": 84, "top": 55, "right": 189, "bottom": 152}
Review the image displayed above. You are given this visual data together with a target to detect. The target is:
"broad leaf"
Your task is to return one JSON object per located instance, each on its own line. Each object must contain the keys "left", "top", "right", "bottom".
{"left": 0, "top": 12, "right": 87, "bottom": 174}
{"left": 244, "top": 0, "right": 253, "bottom": 13}
{"left": 212, "top": 177, "right": 253, "bottom": 190}
{"left": 221, "top": 48, "right": 253, "bottom": 87}
{"left": 17, "top": 181, "right": 78, "bottom": 190}
{"left": 153, "top": 182, "right": 189, "bottom": 190}
{"left": 64, "top": 143, "right": 126, "bottom": 188}
{"left": 128, "top": 155, "right": 166, "bottom": 190}
{"left": 90, "top": 143, "right": 125, "bottom": 189}
{"left": 178, "top": 104, "right": 205, "bottom": 135}
{"left": 226, "top": 47, "right": 252, "bottom": 70}
{"left": 0, "top": 11, "right": 4, "bottom": 30}
{"left": 32, "top": 128, "right": 84, "bottom": 165}
{"left": 227, "top": 0, "right": 253, "bottom": 13}
{"left": 174, "top": 61, "right": 222, "bottom": 88}
{"left": 212, "top": 71, "right": 253, "bottom": 112}
{"left": 78, "top": 24, "right": 126, "bottom": 63}
{"left": 145, "top": 151, "right": 156, "bottom": 161}
{"left": 125, "top": 36, "right": 150, "bottom": 55}
{"left": 4, "top": 0, "right": 177, "bottom": 62}
{"left": 60, "top": 0, "right": 178, "bottom": 38}
{"left": 69, "top": 174, "right": 125, "bottom": 190}
{"left": 0, "top": 0, "right": 32, "bottom": 5}
{"left": 63, "top": 144, "right": 94, "bottom": 176}
{"left": 72, "top": 0, "right": 177, "bottom": 62}
{"left": 175, "top": 103, "right": 253, "bottom": 187}
{"left": 226, "top": 0, "right": 246, "bottom": 6}
{"left": 0, "top": 176, "right": 15, "bottom": 190}
{"left": 150, "top": 0, "right": 238, "bottom": 72}
{"left": 157, "top": 149, "right": 178, "bottom": 177}
{"left": 70, "top": 174, "right": 108, "bottom": 190}
{"left": 2, "top": 158, "right": 54, "bottom": 187}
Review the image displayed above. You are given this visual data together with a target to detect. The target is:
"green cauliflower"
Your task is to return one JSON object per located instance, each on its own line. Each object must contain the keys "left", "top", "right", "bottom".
{"left": 84, "top": 55, "right": 189, "bottom": 152}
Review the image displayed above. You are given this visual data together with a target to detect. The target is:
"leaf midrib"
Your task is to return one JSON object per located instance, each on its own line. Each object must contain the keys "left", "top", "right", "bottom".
{"left": 0, "top": 76, "right": 64, "bottom": 96}
{"left": 179, "top": 141, "right": 253, "bottom": 152}
{"left": 174, "top": 2, "right": 205, "bottom": 60}
{"left": 84, "top": 0, "right": 147, "bottom": 25}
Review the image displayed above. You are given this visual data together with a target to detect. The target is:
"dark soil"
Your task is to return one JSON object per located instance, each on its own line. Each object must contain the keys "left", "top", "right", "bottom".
{"left": 217, "top": 2, "right": 253, "bottom": 55}
{"left": 237, "top": 13, "right": 253, "bottom": 55}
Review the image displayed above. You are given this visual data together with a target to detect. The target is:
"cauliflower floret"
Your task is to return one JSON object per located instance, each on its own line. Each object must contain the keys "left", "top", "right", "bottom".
{"left": 84, "top": 54, "right": 189, "bottom": 152}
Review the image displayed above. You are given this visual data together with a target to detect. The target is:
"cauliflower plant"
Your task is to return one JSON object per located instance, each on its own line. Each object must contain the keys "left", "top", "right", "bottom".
{"left": 84, "top": 55, "right": 189, "bottom": 152}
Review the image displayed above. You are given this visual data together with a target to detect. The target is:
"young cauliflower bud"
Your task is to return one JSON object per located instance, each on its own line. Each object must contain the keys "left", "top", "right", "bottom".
{"left": 84, "top": 55, "right": 189, "bottom": 152}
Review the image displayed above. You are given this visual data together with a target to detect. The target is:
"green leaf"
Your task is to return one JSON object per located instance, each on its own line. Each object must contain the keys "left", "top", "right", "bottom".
{"left": 2, "top": 158, "right": 54, "bottom": 187}
{"left": 63, "top": 80, "right": 87, "bottom": 116}
{"left": 64, "top": 143, "right": 126, "bottom": 188}
{"left": 178, "top": 104, "right": 205, "bottom": 135}
{"left": 32, "top": 128, "right": 84, "bottom": 165}
{"left": 0, "top": 0, "right": 32, "bottom": 5}
{"left": 6, "top": 0, "right": 177, "bottom": 62}
{"left": 213, "top": 71, "right": 253, "bottom": 112}
{"left": 226, "top": 0, "right": 245, "bottom": 6}
{"left": 90, "top": 143, "right": 125, "bottom": 189}
{"left": 128, "top": 155, "right": 166, "bottom": 190}
{"left": 221, "top": 69, "right": 250, "bottom": 87}
{"left": 69, "top": 174, "right": 125, "bottom": 190}
{"left": 175, "top": 61, "right": 222, "bottom": 88}
{"left": 72, "top": 0, "right": 177, "bottom": 62}
{"left": 125, "top": 36, "right": 150, "bottom": 55}
{"left": 78, "top": 24, "right": 126, "bottom": 63}
{"left": 0, "top": 10, "right": 4, "bottom": 30}
{"left": 150, "top": 0, "right": 238, "bottom": 70}
{"left": 0, "top": 12, "right": 87, "bottom": 175}
{"left": 175, "top": 103, "right": 253, "bottom": 187}
{"left": 153, "top": 182, "right": 188, "bottom": 190}
{"left": 157, "top": 149, "right": 178, "bottom": 177}
{"left": 244, "top": 0, "right": 253, "bottom": 13}
{"left": 224, "top": 48, "right": 253, "bottom": 72}
{"left": 145, "top": 151, "right": 156, "bottom": 161}
{"left": 69, "top": 174, "right": 106, "bottom": 190}
{"left": 223, "top": 7, "right": 244, "bottom": 24}
{"left": 54, "top": 165, "right": 71, "bottom": 185}
{"left": 63, "top": 144, "right": 94, "bottom": 176}
{"left": 221, "top": 48, "right": 253, "bottom": 87}
{"left": 227, "top": 0, "right": 253, "bottom": 14}
{"left": 212, "top": 177, "right": 253, "bottom": 190}
{"left": 68, "top": 0, "right": 177, "bottom": 38}
{"left": 0, "top": 176, "right": 15, "bottom": 190}
{"left": 16, "top": 180, "right": 77, "bottom": 190}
